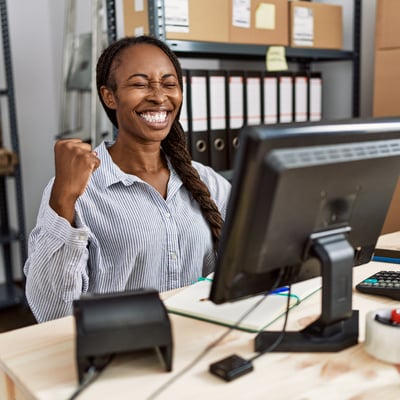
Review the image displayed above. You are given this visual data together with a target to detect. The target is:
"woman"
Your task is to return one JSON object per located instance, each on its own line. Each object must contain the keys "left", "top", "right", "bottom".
{"left": 24, "top": 35, "right": 231, "bottom": 323}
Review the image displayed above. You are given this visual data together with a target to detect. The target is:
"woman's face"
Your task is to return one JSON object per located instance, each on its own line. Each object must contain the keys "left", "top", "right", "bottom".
{"left": 102, "top": 43, "right": 182, "bottom": 144}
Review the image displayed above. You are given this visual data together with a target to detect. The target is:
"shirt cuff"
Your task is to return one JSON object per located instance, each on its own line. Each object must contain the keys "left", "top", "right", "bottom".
{"left": 43, "top": 204, "right": 90, "bottom": 246}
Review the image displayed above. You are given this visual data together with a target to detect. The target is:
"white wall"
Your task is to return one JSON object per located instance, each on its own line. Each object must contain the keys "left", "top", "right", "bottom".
{"left": 0, "top": 0, "right": 378, "bottom": 282}
{"left": 0, "top": 0, "right": 62, "bottom": 281}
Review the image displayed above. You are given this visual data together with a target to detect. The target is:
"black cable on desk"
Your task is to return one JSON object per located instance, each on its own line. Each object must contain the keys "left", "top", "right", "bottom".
{"left": 248, "top": 285, "right": 291, "bottom": 362}
{"left": 146, "top": 271, "right": 288, "bottom": 399}
{"left": 66, "top": 356, "right": 113, "bottom": 400}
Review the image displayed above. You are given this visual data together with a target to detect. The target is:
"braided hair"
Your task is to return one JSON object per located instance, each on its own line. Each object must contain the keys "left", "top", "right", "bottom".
{"left": 96, "top": 35, "right": 224, "bottom": 249}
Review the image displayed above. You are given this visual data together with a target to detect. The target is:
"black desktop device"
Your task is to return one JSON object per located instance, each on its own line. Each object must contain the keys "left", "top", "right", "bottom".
{"left": 73, "top": 288, "right": 173, "bottom": 383}
{"left": 209, "top": 117, "right": 400, "bottom": 353}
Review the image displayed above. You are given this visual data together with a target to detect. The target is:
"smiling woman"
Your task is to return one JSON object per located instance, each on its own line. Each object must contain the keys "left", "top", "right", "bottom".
{"left": 99, "top": 42, "right": 183, "bottom": 148}
{"left": 23, "top": 35, "right": 231, "bottom": 323}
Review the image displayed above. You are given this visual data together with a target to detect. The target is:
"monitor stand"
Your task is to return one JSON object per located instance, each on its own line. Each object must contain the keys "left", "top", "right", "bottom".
{"left": 255, "top": 231, "right": 359, "bottom": 353}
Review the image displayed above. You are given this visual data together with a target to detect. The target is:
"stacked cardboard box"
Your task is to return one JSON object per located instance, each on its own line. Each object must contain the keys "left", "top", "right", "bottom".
{"left": 373, "top": 0, "right": 400, "bottom": 118}
{"left": 374, "top": 0, "right": 400, "bottom": 234}
{"left": 289, "top": 1, "right": 342, "bottom": 49}
{"left": 123, "top": 0, "right": 342, "bottom": 49}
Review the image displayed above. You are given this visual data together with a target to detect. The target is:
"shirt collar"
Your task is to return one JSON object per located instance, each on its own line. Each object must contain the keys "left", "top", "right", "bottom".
{"left": 94, "top": 141, "right": 183, "bottom": 192}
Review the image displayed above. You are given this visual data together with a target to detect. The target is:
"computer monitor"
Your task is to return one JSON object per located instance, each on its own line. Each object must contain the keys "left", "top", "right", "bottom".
{"left": 209, "top": 117, "right": 400, "bottom": 353}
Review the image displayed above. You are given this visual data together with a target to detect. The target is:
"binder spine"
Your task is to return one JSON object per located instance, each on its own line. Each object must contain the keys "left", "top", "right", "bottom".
{"left": 227, "top": 70, "right": 245, "bottom": 169}
{"left": 180, "top": 69, "right": 190, "bottom": 151}
{"left": 187, "top": 69, "right": 210, "bottom": 165}
{"left": 207, "top": 70, "right": 229, "bottom": 171}
{"left": 244, "top": 71, "right": 262, "bottom": 126}
{"left": 294, "top": 72, "right": 308, "bottom": 123}
{"left": 278, "top": 72, "right": 294, "bottom": 123}
{"left": 263, "top": 72, "right": 278, "bottom": 125}
{"left": 182, "top": 68, "right": 323, "bottom": 170}
{"left": 308, "top": 72, "right": 323, "bottom": 121}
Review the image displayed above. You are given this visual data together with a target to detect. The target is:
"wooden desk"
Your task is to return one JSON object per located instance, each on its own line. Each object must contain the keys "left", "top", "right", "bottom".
{"left": 0, "top": 261, "right": 400, "bottom": 400}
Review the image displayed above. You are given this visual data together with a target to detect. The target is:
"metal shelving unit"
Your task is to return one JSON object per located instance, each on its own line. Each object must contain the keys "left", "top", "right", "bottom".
{"left": 166, "top": 40, "right": 356, "bottom": 62}
{"left": 140, "top": 0, "right": 362, "bottom": 118}
{"left": 107, "top": 0, "right": 361, "bottom": 117}
{"left": 0, "top": 0, "right": 27, "bottom": 308}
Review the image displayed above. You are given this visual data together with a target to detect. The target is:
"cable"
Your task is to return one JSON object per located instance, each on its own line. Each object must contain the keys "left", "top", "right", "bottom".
{"left": 67, "top": 366, "right": 100, "bottom": 400}
{"left": 66, "top": 356, "right": 113, "bottom": 400}
{"left": 146, "top": 291, "right": 271, "bottom": 399}
{"left": 146, "top": 271, "right": 287, "bottom": 399}
{"left": 249, "top": 285, "right": 292, "bottom": 362}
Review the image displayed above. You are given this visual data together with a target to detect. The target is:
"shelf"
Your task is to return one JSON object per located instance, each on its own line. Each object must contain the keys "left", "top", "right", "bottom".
{"left": 0, "top": 229, "right": 22, "bottom": 244}
{"left": 0, "top": 0, "right": 27, "bottom": 310}
{"left": 0, "top": 283, "right": 24, "bottom": 309}
{"left": 166, "top": 40, "right": 356, "bottom": 62}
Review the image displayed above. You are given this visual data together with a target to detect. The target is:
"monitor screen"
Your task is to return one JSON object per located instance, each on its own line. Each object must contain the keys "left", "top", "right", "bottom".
{"left": 209, "top": 117, "right": 400, "bottom": 352}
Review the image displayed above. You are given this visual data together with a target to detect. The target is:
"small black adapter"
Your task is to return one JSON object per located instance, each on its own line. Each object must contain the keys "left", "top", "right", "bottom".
{"left": 209, "top": 354, "right": 254, "bottom": 382}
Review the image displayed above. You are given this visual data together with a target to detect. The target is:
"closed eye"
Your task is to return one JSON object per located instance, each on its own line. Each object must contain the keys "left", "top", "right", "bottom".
{"left": 163, "top": 82, "right": 178, "bottom": 89}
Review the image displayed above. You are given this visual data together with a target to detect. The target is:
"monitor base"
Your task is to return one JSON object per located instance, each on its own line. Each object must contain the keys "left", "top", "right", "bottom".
{"left": 255, "top": 310, "right": 359, "bottom": 353}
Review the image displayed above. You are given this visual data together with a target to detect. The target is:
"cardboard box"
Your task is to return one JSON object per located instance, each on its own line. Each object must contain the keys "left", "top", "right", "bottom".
{"left": 381, "top": 178, "right": 400, "bottom": 234}
{"left": 229, "top": 0, "right": 289, "bottom": 46}
{"left": 375, "top": 0, "right": 400, "bottom": 50}
{"left": 373, "top": 49, "right": 400, "bottom": 117}
{"left": 123, "top": 0, "right": 230, "bottom": 43}
{"left": 289, "top": 1, "right": 342, "bottom": 49}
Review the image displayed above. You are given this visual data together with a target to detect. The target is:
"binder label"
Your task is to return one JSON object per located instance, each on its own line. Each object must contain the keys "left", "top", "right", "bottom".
{"left": 310, "top": 77, "right": 322, "bottom": 121}
{"left": 210, "top": 76, "right": 226, "bottom": 130}
{"left": 180, "top": 75, "right": 188, "bottom": 132}
{"left": 264, "top": 76, "right": 278, "bottom": 124}
{"left": 229, "top": 76, "right": 244, "bottom": 129}
{"left": 246, "top": 77, "right": 261, "bottom": 125}
{"left": 190, "top": 76, "right": 207, "bottom": 131}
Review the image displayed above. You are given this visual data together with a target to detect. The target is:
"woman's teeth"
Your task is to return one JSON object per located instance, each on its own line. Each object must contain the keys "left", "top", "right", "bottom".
{"left": 139, "top": 111, "right": 167, "bottom": 123}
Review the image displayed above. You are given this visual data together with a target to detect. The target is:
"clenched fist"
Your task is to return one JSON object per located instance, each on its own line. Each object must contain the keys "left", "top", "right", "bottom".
{"left": 49, "top": 139, "right": 100, "bottom": 225}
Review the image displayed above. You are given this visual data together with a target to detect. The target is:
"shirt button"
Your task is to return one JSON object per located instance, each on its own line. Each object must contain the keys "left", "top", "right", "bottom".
{"left": 170, "top": 252, "right": 177, "bottom": 260}
{"left": 78, "top": 233, "right": 87, "bottom": 241}
{"left": 165, "top": 212, "right": 171, "bottom": 218}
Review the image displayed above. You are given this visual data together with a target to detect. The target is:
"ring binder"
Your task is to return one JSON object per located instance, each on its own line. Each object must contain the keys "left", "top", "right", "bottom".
{"left": 208, "top": 70, "right": 229, "bottom": 171}
{"left": 294, "top": 72, "right": 308, "bottom": 122}
{"left": 278, "top": 72, "right": 294, "bottom": 123}
{"left": 308, "top": 72, "right": 323, "bottom": 121}
{"left": 187, "top": 70, "right": 210, "bottom": 165}
{"left": 227, "top": 70, "right": 245, "bottom": 169}
{"left": 244, "top": 71, "right": 262, "bottom": 126}
{"left": 262, "top": 71, "right": 279, "bottom": 125}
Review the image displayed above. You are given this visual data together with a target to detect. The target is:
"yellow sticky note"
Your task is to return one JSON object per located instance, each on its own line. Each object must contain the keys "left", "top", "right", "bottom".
{"left": 256, "top": 3, "right": 276, "bottom": 30}
{"left": 266, "top": 46, "right": 288, "bottom": 71}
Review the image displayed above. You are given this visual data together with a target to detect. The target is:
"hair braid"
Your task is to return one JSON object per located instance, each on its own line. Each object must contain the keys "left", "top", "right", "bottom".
{"left": 96, "top": 35, "right": 224, "bottom": 249}
{"left": 162, "top": 121, "right": 224, "bottom": 248}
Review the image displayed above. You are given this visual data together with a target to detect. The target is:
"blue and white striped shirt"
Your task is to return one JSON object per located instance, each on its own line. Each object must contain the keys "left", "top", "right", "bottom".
{"left": 24, "top": 141, "right": 231, "bottom": 322}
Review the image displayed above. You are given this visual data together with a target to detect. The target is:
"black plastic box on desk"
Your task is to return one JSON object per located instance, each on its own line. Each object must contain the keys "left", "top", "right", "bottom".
{"left": 73, "top": 288, "right": 173, "bottom": 383}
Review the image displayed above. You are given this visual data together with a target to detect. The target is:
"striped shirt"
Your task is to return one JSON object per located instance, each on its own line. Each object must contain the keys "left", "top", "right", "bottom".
{"left": 24, "top": 141, "right": 231, "bottom": 323}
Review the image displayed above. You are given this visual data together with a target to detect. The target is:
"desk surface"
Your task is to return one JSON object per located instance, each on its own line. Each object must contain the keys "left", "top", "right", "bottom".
{"left": 0, "top": 261, "right": 400, "bottom": 400}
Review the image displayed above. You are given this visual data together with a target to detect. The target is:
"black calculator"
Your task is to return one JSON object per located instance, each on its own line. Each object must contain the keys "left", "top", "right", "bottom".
{"left": 356, "top": 270, "right": 400, "bottom": 300}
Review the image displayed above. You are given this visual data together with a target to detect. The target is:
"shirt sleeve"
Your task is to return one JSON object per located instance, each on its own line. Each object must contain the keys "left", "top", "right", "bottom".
{"left": 23, "top": 180, "right": 91, "bottom": 323}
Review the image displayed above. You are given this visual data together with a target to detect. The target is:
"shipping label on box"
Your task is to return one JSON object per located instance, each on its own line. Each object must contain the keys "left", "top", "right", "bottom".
{"left": 165, "top": 0, "right": 190, "bottom": 33}
{"left": 292, "top": 6, "right": 313, "bottom": 47}
{"left": 232, "top": 0, "right": 251, "bottom": 28}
